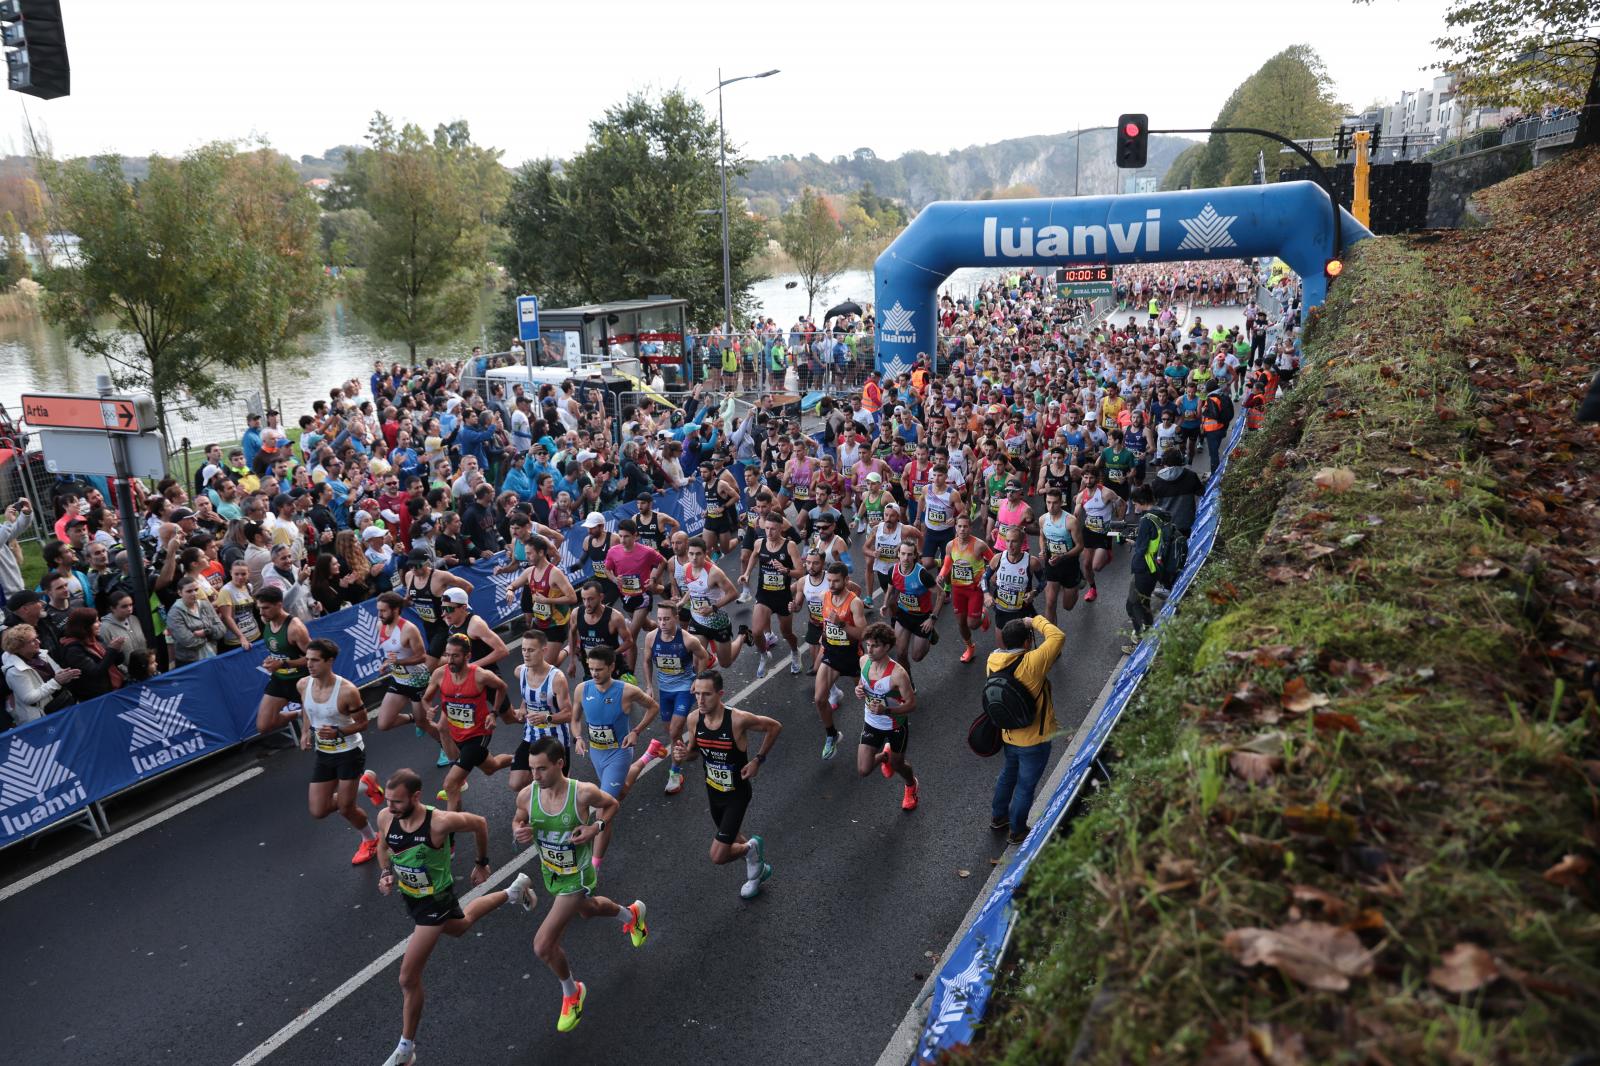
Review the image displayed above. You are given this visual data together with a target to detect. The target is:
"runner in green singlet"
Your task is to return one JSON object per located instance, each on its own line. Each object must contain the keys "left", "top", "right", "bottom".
{"left": 375, "top": 768, "right": 533, "bottom": 1066}
{"left": 512, "top": 736, "right": 648, "bottom": 1035}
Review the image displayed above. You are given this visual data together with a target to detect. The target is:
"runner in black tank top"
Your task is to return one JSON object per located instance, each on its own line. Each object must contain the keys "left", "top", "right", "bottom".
{"left": 634, "top": 512, "right": 662, "bottom": 553}
{"left": 407, "top": 565, "right": 448, "bottom": 659}
{"left": 573, "top": 596, "right": 624, "bottom": 679}
{"left": 448, "top": 609, "right": 495, "bottom": 665}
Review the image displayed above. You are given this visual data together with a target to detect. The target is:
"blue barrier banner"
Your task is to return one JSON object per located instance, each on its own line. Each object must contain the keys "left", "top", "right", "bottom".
{"left": 915, "top": 415, "right": 1248, "bottom": 1060}
{"left": 0, "top": 713, "right": 96, "bottom": 842}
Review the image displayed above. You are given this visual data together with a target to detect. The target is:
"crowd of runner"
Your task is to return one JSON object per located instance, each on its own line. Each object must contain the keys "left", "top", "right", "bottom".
{"left": 0, "top": 258, "right": 1303, "bottom": 1064}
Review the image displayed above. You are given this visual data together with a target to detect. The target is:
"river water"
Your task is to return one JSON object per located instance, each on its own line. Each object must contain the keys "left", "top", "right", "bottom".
{"left": 0, "top": 267, "right": 998, "bottom": 445}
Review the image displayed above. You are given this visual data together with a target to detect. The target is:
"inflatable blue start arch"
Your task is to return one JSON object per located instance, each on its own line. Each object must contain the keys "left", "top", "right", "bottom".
{"left": 872, "top": 181, "right": 1372, "bottom": 376}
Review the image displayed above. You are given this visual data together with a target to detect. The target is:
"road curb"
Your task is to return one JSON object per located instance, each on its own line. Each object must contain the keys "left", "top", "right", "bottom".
{"left": 873, "top": 654, "right": 1127, "bottom": 1066}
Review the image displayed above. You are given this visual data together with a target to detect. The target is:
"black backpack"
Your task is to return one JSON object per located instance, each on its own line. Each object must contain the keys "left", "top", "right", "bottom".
{"left": 1209, "top": 390, "right": 1234, "bottom": 426}
{"left": 1147, "top": 510, "right": 1188, "bottom": 587}
{"left": 981, "top": 655, "right": 1040, "bottom": 730}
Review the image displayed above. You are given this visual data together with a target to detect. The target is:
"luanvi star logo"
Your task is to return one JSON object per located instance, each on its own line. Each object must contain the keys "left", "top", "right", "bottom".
{"left": 1176, "top": 203, "right": 1238, "bottom": 254}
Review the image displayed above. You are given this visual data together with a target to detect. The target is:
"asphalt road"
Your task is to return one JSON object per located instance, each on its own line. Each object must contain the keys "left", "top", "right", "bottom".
{"left": 1, "top": 302, "right": 1246, "bottom": 1066}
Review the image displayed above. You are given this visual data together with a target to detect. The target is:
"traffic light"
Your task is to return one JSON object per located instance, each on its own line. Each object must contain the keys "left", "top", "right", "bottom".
{"left": 1, "top": 0, "right": 69, "bottom": 100}
{"left": 1115, "top": 114, "right": 1148, "bottom": 169}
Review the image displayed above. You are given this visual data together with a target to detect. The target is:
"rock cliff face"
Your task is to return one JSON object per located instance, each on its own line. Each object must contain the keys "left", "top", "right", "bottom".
{"left": 741, "top": 129, "right": 1197, "bottom": 211}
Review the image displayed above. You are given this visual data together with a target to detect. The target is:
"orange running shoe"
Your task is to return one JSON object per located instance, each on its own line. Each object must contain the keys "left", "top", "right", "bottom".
{"left": 901, "top": 777, "right": 920, "bottom": 812}
{"left": 880, "top": 743, "right": 893, "bottom": 778}
{"left": 960, "top": 642, "right": 976, "bottom": 664}
{"left": 360, "top": 769, "right": 384, "bottom": 807}
{"left": 351, "top": 837, "right": 378, "bottom": 865}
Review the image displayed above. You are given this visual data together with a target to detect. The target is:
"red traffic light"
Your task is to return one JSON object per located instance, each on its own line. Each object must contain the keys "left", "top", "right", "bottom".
{"left": 1123, "top": 121, "right": 1143, "bottom": 138}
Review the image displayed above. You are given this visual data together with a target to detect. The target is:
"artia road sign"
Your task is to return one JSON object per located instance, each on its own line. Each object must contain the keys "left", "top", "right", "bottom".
{"left": 22, "top": 393, "right": 155, "bottom": 434}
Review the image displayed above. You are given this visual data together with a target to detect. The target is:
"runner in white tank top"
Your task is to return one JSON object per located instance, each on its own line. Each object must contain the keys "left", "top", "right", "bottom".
{"left": 298, "top": 638, "right": 382, "bottom": 866}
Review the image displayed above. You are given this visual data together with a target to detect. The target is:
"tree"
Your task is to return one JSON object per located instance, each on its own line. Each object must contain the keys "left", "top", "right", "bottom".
{"left": 778, "top": 188, "right": 851, "bottom": 319}
{"left": 347, "top": 113, "right": 506, "bottom": 364}
{"left": 210, "top": 148, "right": 324, "bottom": 411}
{"left": 0, "top": 210, "right": 29, "bottom": 286}
{"left": 42, "top": 147, "right": 248, "bottom": 453}
{"left": 499, "top": 89, "right": 767, "bottom": 331}
{"left": 1425, "top": 0, "right": 1600, "bottom": 148}
{"left": 321, "top": 207, "right": 378, "bottom": 269}
{"left": 1227, "top": 47, "right": 1345, "bottom": 185}
{"left": 1161, "top": 142, "right": 1206, "bottom": 191}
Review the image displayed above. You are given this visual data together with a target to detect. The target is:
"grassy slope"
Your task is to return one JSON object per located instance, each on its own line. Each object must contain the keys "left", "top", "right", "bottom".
{"left": 955, "top": 153, "right": 1600, "bottom": 1063}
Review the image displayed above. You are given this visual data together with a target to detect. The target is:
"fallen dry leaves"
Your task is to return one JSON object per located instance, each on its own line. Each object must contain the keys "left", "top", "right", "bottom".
{"left": 1428, "top": 942, "right": 1498, "bottom": 994}
{"left": 1542, "top": 853, "right": 1592, "bottom": 889}
{"left": 1222, "top": 921, "right": 1376, "bottom": 991}
{"left": 1312, "top": 467, "right": 1356, "bottom": 494}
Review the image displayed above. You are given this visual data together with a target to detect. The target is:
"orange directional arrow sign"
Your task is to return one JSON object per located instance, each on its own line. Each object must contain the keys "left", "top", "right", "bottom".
{"left": 22, "top": 393, "right": 147, "bottom": 433}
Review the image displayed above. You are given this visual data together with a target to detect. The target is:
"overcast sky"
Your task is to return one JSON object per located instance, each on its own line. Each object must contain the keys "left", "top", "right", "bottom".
{"left": 2, "top": 0, "right": 1454, "bottom": 166}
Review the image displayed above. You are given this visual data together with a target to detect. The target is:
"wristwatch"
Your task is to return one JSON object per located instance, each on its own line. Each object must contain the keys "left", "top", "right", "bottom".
{"left": 755, "top": 753, "right": 767, "bottom": 764}
{"left": 474, "top": 856, "right": 490, "bottom": 867}
{"left": 593, "top": 818, "right": 607, "bottom": 832}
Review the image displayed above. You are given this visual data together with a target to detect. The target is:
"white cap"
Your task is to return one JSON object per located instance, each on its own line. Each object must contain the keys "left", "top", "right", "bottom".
{"left": 442, "top": 587, "right": 470, "bottom": 605}
{"left": 361, "top": 526, "right": 386, "bottom": 541}
{"left": 583, "top": 511, "right": 606, "bottom": 528}
{"left": 200, "top": 463, "right": 222, "bottom": 484}
{"left": 865, "top": 472, "right": 882, "bottom": 483}
{"left": 576, "top": 450, "right": 597, "bottom": 462}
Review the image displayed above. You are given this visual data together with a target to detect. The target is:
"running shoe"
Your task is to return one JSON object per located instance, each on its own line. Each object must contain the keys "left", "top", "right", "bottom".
{"left": 980, "top": 612, "right": 991, "bottom": 631}
{"left": 557, "top": 982, "right": 587, "bottom": 1033}
{"left": 880, "top": 743, "right": 893, "bottom": 778}
{"left": 788, "top": 655, "right": 801, "bottom": 676}
{"left": 756, "top": 649, "right": 769, "bottom": 679}
{"left": 413, "top": 724, "right": 424, "bottom": 739}
{"left": 1121, "top": 641, "right": 1139, "bottom": 655}
{"left": 350, "top": 837, "right": 378, "bottom": 865}
{"left": 740, "top": 862, "right": 773, "bottom": 900}
{"left": 508, "top": 871, "right": 535, "bottom": 911}
{"left": 621, "top": 900, "right": 649, "bottom": 948}
{"left": 664, "top": 767, "right": 684, "bottom": 795}
{"left": 989, "top": 816, "right": 1010, "bottom": 832}
{"left": 435, "top": 747, "right": 452, "bottom": 768}
{"left": 746, "top": 834, "right": 765, "bottom": 873}
{"left": 960, "top": 642, "right": 976, "bottom": 664}
{"left": 821, "top": 732, "right": 839, "bottom": 760}
{"left": 435, "top": 781, "right": 467, "bottom": 802}
{"left": 636, "top": 737, "right": 668, "bottom": 768}
{"left": 737, "top": 585, "right": 752, "bottom": 605}
{"left": 621, "top": 672, "right": 637, "bottom": 686}
{"left": 360, "top": 769, "right": 384, "bottom": 807}
{"left": 1084, "top": 586, "right": 1097, "bottom": 602}
{"left": 381, "top": 1046, "right": 416, "bottom": 1066}
{"left": 901, "top": 777, "right": 920, "bottom": 812}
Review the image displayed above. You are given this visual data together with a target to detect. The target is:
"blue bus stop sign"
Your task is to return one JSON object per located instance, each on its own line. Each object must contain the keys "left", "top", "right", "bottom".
{"left": 516, "top": 295, "right": 540, "bottom": 345}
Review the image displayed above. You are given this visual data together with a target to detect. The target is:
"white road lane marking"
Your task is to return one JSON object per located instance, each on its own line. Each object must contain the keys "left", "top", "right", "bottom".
{"left": 232, "top": 845, "right": 541, "bottom": 1066}
{"left": 0, "top": 767, "right": 265, "bottom": 904}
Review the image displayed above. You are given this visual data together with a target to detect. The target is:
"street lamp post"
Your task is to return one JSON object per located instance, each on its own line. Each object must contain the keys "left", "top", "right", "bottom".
{"left": 710, "top": 67, "right": 779, "bottom": 371}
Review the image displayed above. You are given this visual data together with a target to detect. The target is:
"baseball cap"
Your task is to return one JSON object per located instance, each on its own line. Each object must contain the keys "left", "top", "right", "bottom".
{"left": 6, "top": 590, "right": 45, "bottom": 611}
{"left": 407, "top": 546, "right": 430, "bottom": 563}
{"left": 170, "top": 507, "right": 196, "bottom": 521}
{"left": 65, "top": 515, "right": 86, "bottom": 528}
{"left": 576, "top": 450, "right": 597, "bottom": 462}
{"left": 865, "top": 471, "right": 882, "bottom": 483}
{"left": 200, "top": 463, "right": 222, "bottom": 484}
{"left": 361, "top": 526, "right": 387, "bottom": 541}
{"left": 442, "top": 587, "right": 470, "bottom": 606}
{"left": 583, "top": 511, "right": 605, "bottom": 528}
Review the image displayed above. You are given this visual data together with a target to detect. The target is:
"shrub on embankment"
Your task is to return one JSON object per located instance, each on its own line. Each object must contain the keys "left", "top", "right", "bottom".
{"left": 954, "top": 148, "right": 1600, "bottom": 1064}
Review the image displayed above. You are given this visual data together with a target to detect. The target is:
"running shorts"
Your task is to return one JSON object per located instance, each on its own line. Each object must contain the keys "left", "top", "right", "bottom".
{"left": 821, "top": 645, "right": 860, "bottom": 677}
{"left": 922, "top": 527, "right": 954, "bottom": 562}
{"left": 1044, "top": 555, "right": 1082, "bottom": 587}
{"left": 860, "top": 719, "right": 908, "bottom": 754}
{"left": 263, "top": 674, "right": 305, "bottom": 702}
{"left": 453, "top": 735, "right": 493, "bottom": 773}
{"left": 620, "top": 592, "right": 651, "bottom": 615}
{"left": 951, "top": 584, "right": 984, "bottom": 621}
{"left": 311, "top": 746, "right": 366, "bottom": 783}
{"left": 688, "top": 612, "right": 733, "bottom": 646}
{"left": 406, "top": 890, "right": 466, "bottom": 927}
{"left": 590, "top": 744, "right": 632, "bottom": 797}
{"left": 657, "top": 689, "right": 695, "bottom": 722}
{"left": 423, "top": 626, "right": 450, "bottom": 659}
{"left": 755, "top": 588, "right": 792, "bottom": 615}
{"left": 387, "top": 677, "right": 428, "bottom": 702}
{"left": 708, "top": 787, "right": 752, "bottom": 845}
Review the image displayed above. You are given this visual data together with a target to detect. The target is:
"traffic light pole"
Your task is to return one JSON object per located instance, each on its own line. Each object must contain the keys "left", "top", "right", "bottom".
{"left": 1150, "top": 126, "right": 1343, "bottom": 261}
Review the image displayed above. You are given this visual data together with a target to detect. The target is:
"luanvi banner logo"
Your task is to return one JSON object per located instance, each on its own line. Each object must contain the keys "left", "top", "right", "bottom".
{"left": 120, "top": 688, "right": 208, "bottom": 774}
{"left": 0, "top": 735, "right": 86, "bottom": 837}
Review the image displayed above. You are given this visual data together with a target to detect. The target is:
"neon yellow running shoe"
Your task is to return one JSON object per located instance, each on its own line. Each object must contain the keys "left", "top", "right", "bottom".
{"left": 557, "top": 981, "right": 586, "bottom": 1033}
{"left": 621, "top": 899, "right": 648, "bottom": 948}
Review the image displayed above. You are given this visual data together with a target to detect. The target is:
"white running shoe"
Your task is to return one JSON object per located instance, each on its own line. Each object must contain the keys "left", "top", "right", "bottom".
{"left": 756, "top": 650, "right": 770, "bottom": 679}
{"left": 508, "top": 871, "right": 535, "bottom": 911}
{"left": 382, "top": 1046, "right": 416, "bottom": 1066}
{"left": 788, "top": 655, "right": 801, "bottom": 676}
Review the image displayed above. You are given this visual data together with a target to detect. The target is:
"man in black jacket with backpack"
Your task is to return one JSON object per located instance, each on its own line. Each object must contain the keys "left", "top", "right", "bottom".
{"left": 1126, "top": 484, "right": 1184, "bottom": 653}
